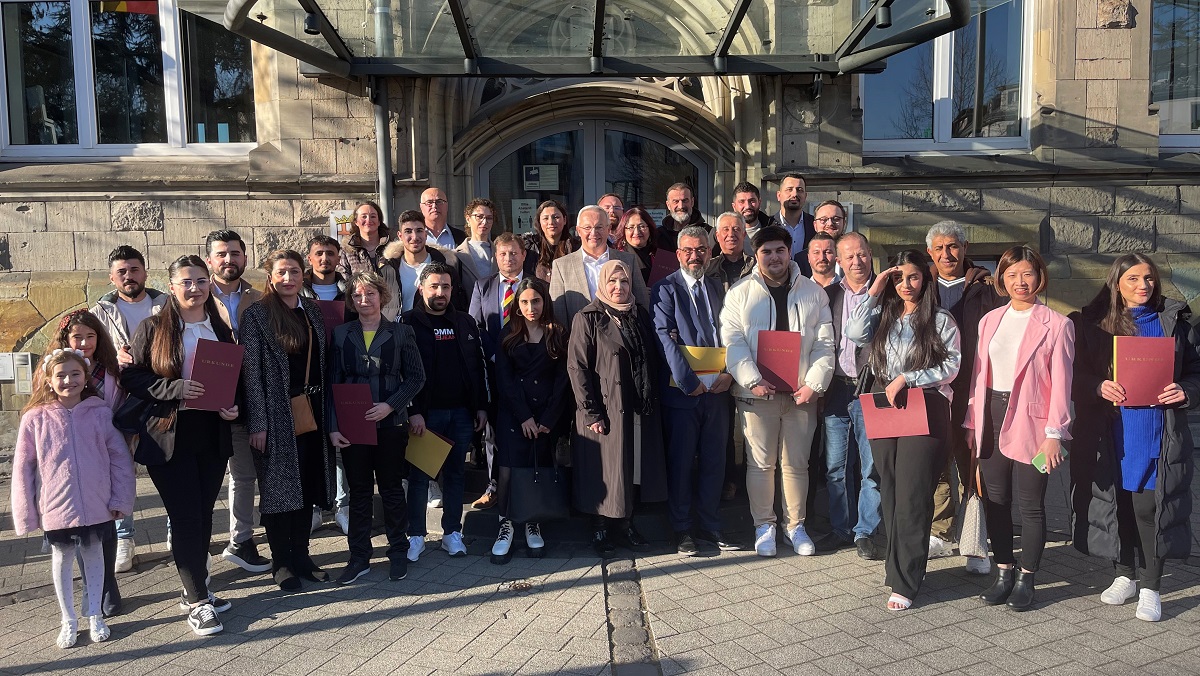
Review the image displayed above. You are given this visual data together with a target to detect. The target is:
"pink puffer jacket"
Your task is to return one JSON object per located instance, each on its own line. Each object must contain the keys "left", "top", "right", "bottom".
{"left": 11, "top": 397, "right": 136, "bottom": 535}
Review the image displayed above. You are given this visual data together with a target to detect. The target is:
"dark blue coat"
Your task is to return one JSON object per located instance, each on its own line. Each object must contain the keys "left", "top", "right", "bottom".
{"left": 650, "top": 270, "right": 726, "bottom": 410}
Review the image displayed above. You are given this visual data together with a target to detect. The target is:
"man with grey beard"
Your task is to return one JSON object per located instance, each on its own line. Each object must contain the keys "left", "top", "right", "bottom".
{"left": 651, "top": 226, "right": 741, "bottom": 555}
{"left": 657, "top": 182, "right": 711, "bottom": 252}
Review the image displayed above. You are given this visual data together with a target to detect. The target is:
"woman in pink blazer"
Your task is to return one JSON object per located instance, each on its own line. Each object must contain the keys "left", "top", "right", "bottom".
{"left": 963, "top": 246, "right": 1074, "bottom": 611}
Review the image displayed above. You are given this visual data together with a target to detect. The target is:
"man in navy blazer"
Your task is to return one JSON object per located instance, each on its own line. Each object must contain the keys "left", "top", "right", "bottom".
{"left": 651, "top": 226, "right": 743, "bottom": 555}
{"left": 467, "top": 232, "right": 528, "bottom": 508}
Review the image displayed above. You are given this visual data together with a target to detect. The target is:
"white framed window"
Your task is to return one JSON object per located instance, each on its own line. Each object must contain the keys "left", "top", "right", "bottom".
{"left": 0, "top": 0, "right": 255, "bottom": 159}
{"left": 1153, "top": 0, "right": 1200, "bottom": 150}
{"left": 861, "top": 0, "right": 1031, "bottom": 155}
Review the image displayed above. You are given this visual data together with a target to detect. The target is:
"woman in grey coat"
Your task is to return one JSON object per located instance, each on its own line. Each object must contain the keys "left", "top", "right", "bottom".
{"left": 241, "top": 249, "right": 335, "bottom": 591}
{"left": 567, "top": 259, "right": 667, "bottom": 558}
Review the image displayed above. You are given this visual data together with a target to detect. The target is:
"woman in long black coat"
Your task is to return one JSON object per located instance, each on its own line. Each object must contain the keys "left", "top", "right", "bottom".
{"left": 567, "top": 259, "right": 667, "bottom": 558}
{"left": 490, "top": 278, "right": 570, "bottom": 564}
{"left": 1070, "top": 253, "right": 1200, "bottom": 622}
{"left": 241, "top": 249, "right": 335, "bottom": 591}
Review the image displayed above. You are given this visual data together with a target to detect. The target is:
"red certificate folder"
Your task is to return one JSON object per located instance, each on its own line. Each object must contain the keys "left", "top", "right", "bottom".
{"left": 859, "top": 389, "right": 930, "bottom": 440}
{"left": 756, "top": 330, "right": 802, "bottom": 392}
{"left": 648, "top": 253, "right": 681, "bottom": 286}
{"left": 316, "top": 300, "right": 347, "bottom": 345}
{"left": 182, "top": 339, "right": 244, "bottom": 411}
{"left": 1113, "top": 336, "right": 1175, "bottom": 407}
{"left": 332, "top": 383, "right": 377, "bottom": 445}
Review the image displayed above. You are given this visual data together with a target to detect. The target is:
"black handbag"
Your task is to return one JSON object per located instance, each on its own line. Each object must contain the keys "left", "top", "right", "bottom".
{"left": 506, "top": 438, "right": 570, "bottom": 524}
{"left": 113, "top": 394, "right": 177, "bottom": 466}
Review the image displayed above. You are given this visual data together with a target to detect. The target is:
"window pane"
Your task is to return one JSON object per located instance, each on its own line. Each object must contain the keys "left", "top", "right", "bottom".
{"left": 90, "top": 0, "right": 166, "bottom": 143}
{"left": 863, "top": 41, "right": 934, "bottom": 139}
{"left": 1152, "top": 0, "right": 1200, "bottom": 134}
{"left": 181, "top": 12, "right": 255, "bottom": 143}
{"left": 487, "top": 131, "right": 585, "bottom": 235}
{"left": 2, "top": 2, "right": 78, "bottom": 144}
{"left": 603, "top": 130, "right": 698, "bottom": 212}
{"left": 951, "top": 0, "right": 1023, "bottom": 138}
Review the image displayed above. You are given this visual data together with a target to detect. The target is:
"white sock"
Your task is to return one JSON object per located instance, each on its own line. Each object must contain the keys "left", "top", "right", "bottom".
{"left": 78, "top": 540, "right": 105, "bottom": 618}
{"left": 51, "top": 542, "right": 79, "bottom": 624}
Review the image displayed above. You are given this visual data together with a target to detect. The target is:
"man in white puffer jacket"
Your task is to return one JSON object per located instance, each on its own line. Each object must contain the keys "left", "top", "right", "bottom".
{"left": 720, "top": 225, "right": 835, "bottom": 558}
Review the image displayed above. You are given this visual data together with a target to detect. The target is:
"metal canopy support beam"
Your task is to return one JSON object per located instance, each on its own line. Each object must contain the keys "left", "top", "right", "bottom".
{"left": 714, "top": 0, "right": 754, "bottom": 62}
{"left": 224, "top": 0, "right": 352, "bottom": 77}
{"left": 349, "top": 55, "right": 877, "bottom": 77}
{"left": 294, "top": 0, "right": 353, "bottom": 62}
{"left": 445, "top": 0, "right": 479, "bottom": 73}
{"left": 835, "top": 0, "right": 970, "bottom": 73}
{"left": 591, "top": 0, "right": 606, "bottom": 74}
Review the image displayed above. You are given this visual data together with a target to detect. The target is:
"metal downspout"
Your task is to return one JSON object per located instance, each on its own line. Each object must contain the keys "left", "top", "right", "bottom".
{"left": 372, "top": 76, "right": 394, "bottom": 227}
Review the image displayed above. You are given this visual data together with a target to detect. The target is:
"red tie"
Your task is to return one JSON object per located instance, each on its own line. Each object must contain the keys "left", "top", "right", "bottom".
{"left": 502, "top": 279, "right": 516, "bottom": 325}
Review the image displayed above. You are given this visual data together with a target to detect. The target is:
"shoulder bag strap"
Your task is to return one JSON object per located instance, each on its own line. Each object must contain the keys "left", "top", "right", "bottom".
{"left": 301, "top": 311, "right": 313, "bottom": 389}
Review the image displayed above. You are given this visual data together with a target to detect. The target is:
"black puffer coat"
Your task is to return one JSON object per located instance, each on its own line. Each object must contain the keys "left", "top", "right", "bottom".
{"left": 1070, "top": 297, "right": 1200, "bottom": 561}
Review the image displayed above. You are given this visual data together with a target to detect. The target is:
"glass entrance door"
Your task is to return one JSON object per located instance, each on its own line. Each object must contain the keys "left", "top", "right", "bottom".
{"left": 478, "top": 120, "right": 710, "bottom": 235}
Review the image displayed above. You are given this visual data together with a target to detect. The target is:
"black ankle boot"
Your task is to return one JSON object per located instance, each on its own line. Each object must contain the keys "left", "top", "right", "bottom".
{"left": 1006, "top": 570, "right": 1035, "bottom": 611}
{"left": 980, "top": 566, "right": 1015, "bottom": 605}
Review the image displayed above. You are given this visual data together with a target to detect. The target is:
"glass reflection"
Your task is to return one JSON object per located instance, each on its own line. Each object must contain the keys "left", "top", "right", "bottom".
{"left": 90, "top": 0, "right": 167, "bottom": 143}
{"left": 181, "top": 12, "right": 256, "bottom": 143}
{"left": 487, "top": 131, "right": 584, "bottom": 235}
{"left": 604, "top": 130, "right": 698, "bottom": 211}
{"left": 1152, "top": 0, "right": 1200, "bottom": 134}
{"left": 863, "top": 41, "right": 934, "bottom": 139}
{"left": 951, "top": 0, "right": 1022, "bottom": 138}
{"left": 2, "top": 2, "right": 78, "bottom": 145}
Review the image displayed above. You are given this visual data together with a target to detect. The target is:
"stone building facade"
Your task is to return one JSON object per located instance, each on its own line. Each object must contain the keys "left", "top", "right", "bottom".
{"left": 0, "top": 0, "right": 1196, "bottom": 438}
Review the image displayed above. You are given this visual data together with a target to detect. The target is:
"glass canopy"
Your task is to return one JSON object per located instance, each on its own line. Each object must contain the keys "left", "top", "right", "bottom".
{"left": 222, "top": 0, "right": 1007, "bottom": 78}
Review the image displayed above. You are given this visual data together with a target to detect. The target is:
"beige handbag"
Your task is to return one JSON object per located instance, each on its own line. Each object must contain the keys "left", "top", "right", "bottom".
{"left": 958, "top": 457, "right": 989, "bottom": 559}
{"left": 290, "top": 316, "right": 318, "bottom": 436}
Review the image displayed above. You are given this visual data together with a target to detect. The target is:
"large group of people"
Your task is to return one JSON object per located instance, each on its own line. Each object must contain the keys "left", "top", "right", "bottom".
{"left": 10, "top": 174, "right": 1199, "bottom": 650}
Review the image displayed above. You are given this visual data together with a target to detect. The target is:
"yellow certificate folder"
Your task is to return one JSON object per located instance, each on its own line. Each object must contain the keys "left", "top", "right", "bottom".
{"left": 407, "top": 429, "right": 454, "bottom": 478}
{"left": 670, "top": 346, "right": 727, "bottom": 388}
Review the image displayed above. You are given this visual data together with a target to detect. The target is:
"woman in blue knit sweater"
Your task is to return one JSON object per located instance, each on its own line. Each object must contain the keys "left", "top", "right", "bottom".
{"left": 1070, "top": 253, "right": 1200, "bottom": 622}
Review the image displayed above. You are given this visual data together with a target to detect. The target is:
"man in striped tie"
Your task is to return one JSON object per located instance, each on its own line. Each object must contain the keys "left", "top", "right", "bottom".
{"left": 468, "top": 232, "right": 528, "bottom": 508}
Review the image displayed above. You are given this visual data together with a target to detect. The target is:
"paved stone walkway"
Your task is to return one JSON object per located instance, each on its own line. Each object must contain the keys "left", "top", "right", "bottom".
{"left": 1, "top": 447, "right": 1199, "bottom": 675}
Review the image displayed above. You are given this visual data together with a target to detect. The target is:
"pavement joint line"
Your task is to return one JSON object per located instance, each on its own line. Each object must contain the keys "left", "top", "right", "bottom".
{"left": 602, "top": 556, "right": 663, "bottom": 676}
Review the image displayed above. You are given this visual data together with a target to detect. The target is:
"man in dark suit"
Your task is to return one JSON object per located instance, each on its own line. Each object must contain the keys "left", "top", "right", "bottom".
{"left": 769, "top": 172, "right": 816, "bottom": 277}
{"left": 651, "top": 226, "right": 742, "bottom": 555}
{"left": 467, "top": 232, "right": 528, "bottom": 508}
{"left": 821, "top": 231, "right": 880, "bottom": 560}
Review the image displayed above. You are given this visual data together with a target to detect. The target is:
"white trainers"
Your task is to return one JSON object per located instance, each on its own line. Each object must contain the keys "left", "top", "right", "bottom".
{"left": 525, "top": 523, "right": 545, "bottom": 550}
{"left": 1101, "top": 575, "right": 1137, "bottom": 605}
{"left": 407, "top": 535, "right": 425, "bottom": 562}
{"left": 310, "top": 507, "right": 323, "bottom": 533}
{"left": 114, "top": 538, "right": 135, "bottom": 573}
{"left": 428, "top": 482, "right": 444, "bottom": 508}
{"left": 56, "top": 619, "right": 78, "bottom": 649}
{"left": 1136, "top": 588, "right": 1162, "bottom": 622}
{"left": 441, "top": 531, "right": 466, "bottom": 557}
{"left": 928, "top": 536, "right": 954, "bottom": 559}
{"left": 754, "top": 524, "right": 777, "bottom": 557}
{"left": 334, "top": 506, "right": 350, "bottom": 535}
{"left": 786, "top": 525, "right": 815, "bottom": 556}
{"left": 492, "top": 519, "right": 514, "bottom": 559}
{"left": 88, "top": 616, "right": 110, "bottom": 643}
{"left": 965, "top": 556, "right": 991, "bottom": 575}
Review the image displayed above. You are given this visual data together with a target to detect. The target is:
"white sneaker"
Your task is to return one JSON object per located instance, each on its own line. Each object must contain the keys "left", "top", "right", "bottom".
{"left": 407, "top": 536, "right": 425, "bottom": 562}
{"left": 88, "top": 616, "right": 110, "bottom": 643}
{"left": 1136, "top": 589, "right": 1162, "bottom": 622}
{"left": 114, "top": 538, "right": 135, "bottom": 573}
{"left": 965, "top": 556, "right": 991, "bottom": 575}
{"left": 492, "top": 520, "right": 514, "bottom": 558}
{"left": 334, "top": 506, "right": 350, "bottom": 535}
{"left": 441, "top": 531, "right": 466, "bottom": 557}
{"left": 428, "top": 483, "right": 444, "bottom": 508}
{"left": 786, "top": 525, "right": 815, "bottom": 556}
{"left": 56, "top": 619, "right": 78, "bottom": 649}
{"left": 310, "top": 507, "right": 323, "bottom": 533}
{"left": 754, "top": 524, "right": 777, "bottom": 557}
{"left": 525, "top": 523, "right": 545, "bottom": 550}
{"left": 1101, "top": 576, "right": 1137, "bottom": 605}
{"left": 928, "top": 536, "right": 954, "bottom": 559}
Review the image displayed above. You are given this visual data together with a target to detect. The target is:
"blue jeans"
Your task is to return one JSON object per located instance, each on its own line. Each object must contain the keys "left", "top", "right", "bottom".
{"left": 407, "top": 407, "right": 471, "bottom": 536}
{"left": 115, "top": 514, "right": 135, "bottom": 540}
{"left": 824, "top": 377, "right": 880, "bottom": 540}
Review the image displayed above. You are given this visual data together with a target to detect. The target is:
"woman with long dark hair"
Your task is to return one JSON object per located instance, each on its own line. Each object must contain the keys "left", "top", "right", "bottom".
{"left": 522, "top": 200, "right": 576, "bottom": 282}
{"left": 615, "top": 207, "right": 667, "bottom": 285}
{"left": 1071, "top": 253, "right": 1200, "bottom": 622}
{"left": 490, "top": 278, "right": 571, "bottom": 563}
{"left": 337, "top": 201, "right": 402, "bottom": 319}
{"left": 121, "top": 255, "right": 239, "bottom": 636}
{"left": 964, "top": 247, "right": 1074, "bottom": 611}
{"left": 845, "top": 249, "right": 960, "bottom": 611}
{"left": 241, "top": 249, "right": 335, "bottom": 592}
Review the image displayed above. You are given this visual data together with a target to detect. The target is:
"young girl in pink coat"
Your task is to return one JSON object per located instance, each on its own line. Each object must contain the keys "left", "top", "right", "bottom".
{"left": 11, "top": 349, "right": 135, "bottom": 649}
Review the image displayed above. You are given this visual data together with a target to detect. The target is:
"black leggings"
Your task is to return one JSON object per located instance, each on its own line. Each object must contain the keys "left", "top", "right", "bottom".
{"left": 1115, "top": 487, "right": 1164, "bottom": 591}
{"left": 978, "top": 391, "right": 1049, "bottom": 572}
